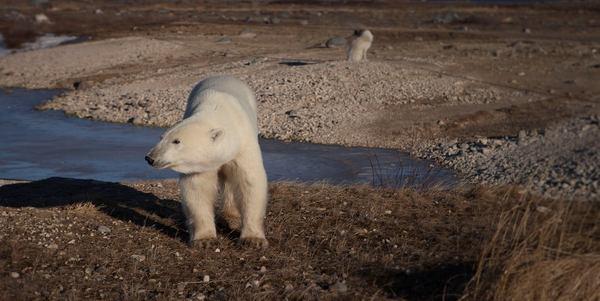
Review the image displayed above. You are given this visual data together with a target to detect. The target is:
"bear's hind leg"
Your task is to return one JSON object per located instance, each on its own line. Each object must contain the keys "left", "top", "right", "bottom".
{"left": 222, "top": 181, "right": 242, "bottom": 231}
{"left": 179, "top": 172, "right": 219, "bottom": 247}
{"left": 234, "top": 156, "right": 269, "bottom": 248}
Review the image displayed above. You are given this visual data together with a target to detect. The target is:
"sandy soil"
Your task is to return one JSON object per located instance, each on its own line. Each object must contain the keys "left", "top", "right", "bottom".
{"left": 0, "top": 1, "right": 599, "bottom": 199}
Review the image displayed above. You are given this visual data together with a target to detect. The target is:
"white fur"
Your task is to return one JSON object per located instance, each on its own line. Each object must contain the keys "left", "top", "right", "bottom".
{"left": 347, "top": 29, "right": 373, "bottom": 62}
{"left": 147, "top": 76, "right": 268, "bottom": 246}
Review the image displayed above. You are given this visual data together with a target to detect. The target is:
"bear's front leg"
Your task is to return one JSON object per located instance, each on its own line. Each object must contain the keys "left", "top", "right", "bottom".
{"left": 179, "top": 172, "right": 219, "bottom": 248}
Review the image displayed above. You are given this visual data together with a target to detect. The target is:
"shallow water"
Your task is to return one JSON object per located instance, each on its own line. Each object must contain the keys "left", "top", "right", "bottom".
{"left": 0, "top": 89, "right": 456, "bottom": 186}
{"left": 0, "top": 33, "right": 84, "bottom": 57}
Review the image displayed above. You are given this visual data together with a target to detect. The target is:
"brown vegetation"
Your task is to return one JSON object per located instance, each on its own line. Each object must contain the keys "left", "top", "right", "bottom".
{"left": 0, "top": 178, "right": 493, "bottom": 300}
{"left": 463, "top": 192, "right": 600, "bottom": 301}
{"left": 0, "top": 179, "right": 598, "bottom": 300}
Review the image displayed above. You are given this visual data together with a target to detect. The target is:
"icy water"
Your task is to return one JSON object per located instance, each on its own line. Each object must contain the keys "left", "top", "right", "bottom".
{"left": 0, "top": 89, "right": 456, "bottom": 186}
{"left": 0, "top": 33, "right": 83, "bottom": 57}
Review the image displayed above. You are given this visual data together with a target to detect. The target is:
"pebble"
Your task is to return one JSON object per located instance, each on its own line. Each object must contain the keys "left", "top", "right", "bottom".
{"left": 97, "top": 225, "right": 111, "bottom": 234}
{"left": 239, "top": 30, "right": 257, "bottom": 39}
{"left": 203, "top": 275, "right": 210, "bottom": 283}
{"left": 10, "top": 272, "right": 20, "bottom": 278}
{"left": 216, "top": 37, "right": 232, "bottom": 44}
{"left": 331, "top": 281, "right": 348, "bottom": 293}
{"left": 260, "top": 266, "right": 267, "bottom": 273}
{"left": 47, "top": 243, "right": 58, "bottom": 250}
{"left": 325, "top": 37, "right": 346, "bottom": 48}
{"left": 35, "top": 13, "right": 50, "bottom": 24}
{"left": 131, "top": 254, "right": 146, "bottom": 262}
{"left": 285, "top": 110, "right": 299, "bottom": 118}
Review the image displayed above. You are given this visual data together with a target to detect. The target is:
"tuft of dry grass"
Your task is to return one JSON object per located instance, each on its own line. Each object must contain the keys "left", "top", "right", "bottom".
{"left": 462, "top": 189, "right": 600, "bottom": 301}
{"left": 65, "top": 201, "right": 99, "bottom": 214}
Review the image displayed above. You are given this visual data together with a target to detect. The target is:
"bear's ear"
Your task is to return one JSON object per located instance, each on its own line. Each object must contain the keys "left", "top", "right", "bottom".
{"left": 210, "top": 128, "right": 223, "bottom": 142}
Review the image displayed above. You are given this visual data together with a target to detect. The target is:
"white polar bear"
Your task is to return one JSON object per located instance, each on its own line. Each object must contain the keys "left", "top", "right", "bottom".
{"left": 145, "top": 76, "right": 268, "bottom": 248}
{"left": 347, "top": 29, "right": 374, "bottom": 62}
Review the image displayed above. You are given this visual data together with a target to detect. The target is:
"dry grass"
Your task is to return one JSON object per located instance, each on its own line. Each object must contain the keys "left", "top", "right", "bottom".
{"left": 66, "top": 202, "right": 99, "bottom": 214}
{"left": 0, "top": 178, "right": 501, "bottom": 300}
{"left": 1, "top": 179, "right": 598, "bottom": 300}
{"left": 462, "top": 190, "right": 600, "bottom": 301}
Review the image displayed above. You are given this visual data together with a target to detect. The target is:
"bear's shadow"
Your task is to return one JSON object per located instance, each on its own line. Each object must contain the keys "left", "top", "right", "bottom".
{"left": 0, "top": 177, "right": 238, "bottom": 243}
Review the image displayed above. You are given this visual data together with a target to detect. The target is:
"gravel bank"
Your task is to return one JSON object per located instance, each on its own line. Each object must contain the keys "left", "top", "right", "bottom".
{"left": 419, "top": 116, "right": 600, "bottom": 200}
{"left": 39, "top": 58, "right": 531, "bottom": 147}
{"left": 0, "top": 37, "right": 188, "bottom": 89}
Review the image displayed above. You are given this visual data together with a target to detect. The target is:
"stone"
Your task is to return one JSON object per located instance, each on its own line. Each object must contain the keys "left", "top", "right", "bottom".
{"left": 35, "top": 13, "right": 51, "bottom": 24}
{"left": 325, "top": 37, "right": 346, "bottom": 48}
{"left": 239, "top": 30, "right": 256, "bottom": 39}
{"left": 285, "top": 110, "right": 299, "bottom": 118}
{"left": 97, "top": 225, "right": 111, "bottom": 234}
{"left": 432, "top": 11, "right": 462, "bottom": 24}
{"left": 331, "top": 281, "right": 348, "bottom": 293}
{"left": 518, "top": 130, "right": 527, "bottom": 144}
{"left": 216, "top": 37, "right": 232, "bottom": 44}
{"left": 131, "top": 254, "right": 146, "bottom": 262}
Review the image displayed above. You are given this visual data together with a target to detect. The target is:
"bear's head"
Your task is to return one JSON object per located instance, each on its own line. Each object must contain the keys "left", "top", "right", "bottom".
{"left": 145, "top": 117, "right": 240, "bottom": 174}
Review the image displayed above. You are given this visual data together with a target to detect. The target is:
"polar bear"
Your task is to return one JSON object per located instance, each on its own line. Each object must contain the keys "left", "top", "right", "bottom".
{"left": 145, "top": 76, "right": 268, "bottom": 248}
{"left": 347, "top": 29, "right": 373, "bottom": 62}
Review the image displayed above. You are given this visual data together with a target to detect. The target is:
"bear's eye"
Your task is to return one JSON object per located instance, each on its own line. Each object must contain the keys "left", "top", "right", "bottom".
{"left": 172, "top": 139, "right": 181, "bottom": 144}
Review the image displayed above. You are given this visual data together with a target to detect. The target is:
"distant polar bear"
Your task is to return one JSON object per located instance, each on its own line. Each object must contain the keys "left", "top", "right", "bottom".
{"left": 145, "top": 76, "right": 268, "bottom": 248}
{"left": 347, "top": 29, "right": 373, "bottom": 62}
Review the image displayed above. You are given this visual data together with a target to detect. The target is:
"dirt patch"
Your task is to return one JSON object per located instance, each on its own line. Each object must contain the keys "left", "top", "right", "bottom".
{"left": 1, "top": 178, "right": 505, "bottom": 300}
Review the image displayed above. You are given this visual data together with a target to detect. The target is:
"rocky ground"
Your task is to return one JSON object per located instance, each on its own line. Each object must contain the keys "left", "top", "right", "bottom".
{"left": 0, "top": 1, "right": 599, "bottom": 200}
{"left": 419, "top": 116, "right": 600, "bottom": 200}
{"left": 0, "top": 178, "right": 505, "bottom": 300}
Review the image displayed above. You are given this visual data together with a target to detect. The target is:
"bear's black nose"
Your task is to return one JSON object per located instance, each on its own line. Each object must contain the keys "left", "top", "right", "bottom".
{"left": 145, "top": 156, "right": 155, "bottom": 166}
